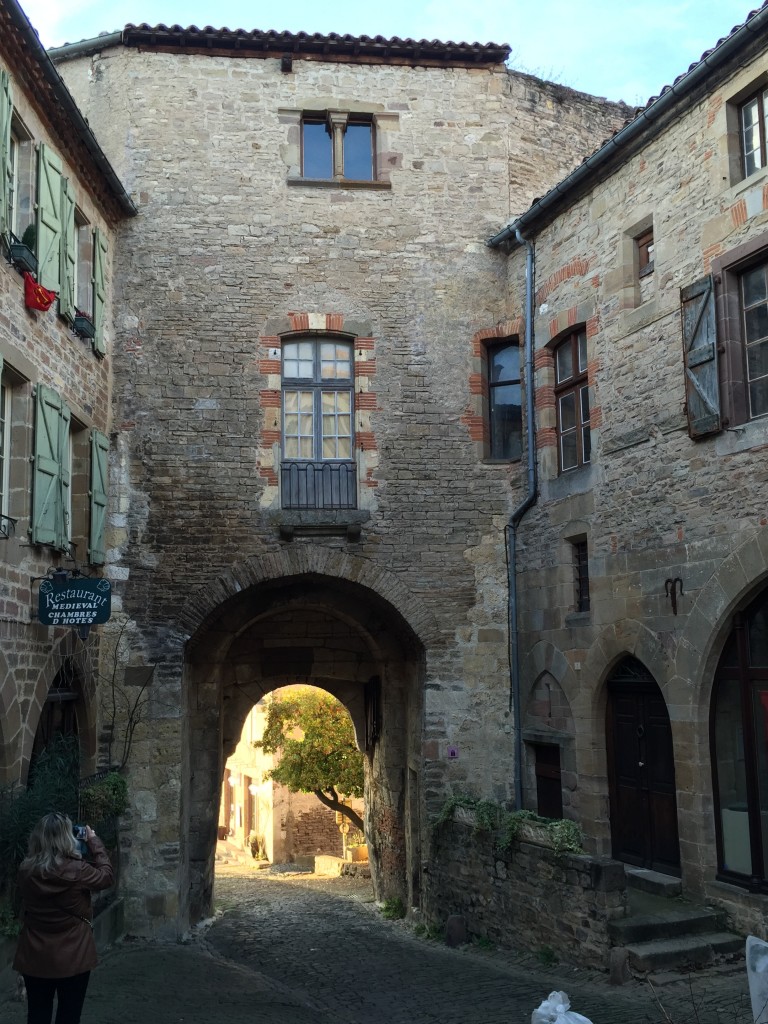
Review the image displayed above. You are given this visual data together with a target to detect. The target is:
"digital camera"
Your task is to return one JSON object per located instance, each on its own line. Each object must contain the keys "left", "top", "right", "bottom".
{"left": 73, "top": 825, "right": 87, "bottom": 841}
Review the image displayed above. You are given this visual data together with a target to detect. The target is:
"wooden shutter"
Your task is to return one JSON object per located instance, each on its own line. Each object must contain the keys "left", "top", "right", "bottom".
{"left": 59, "top": 178, "right": 76, "bottom": 322}
{"left": 89, "top": 429, "right": 108, "bottom": 565}
{"left": 0, "top": 71, "right": 12, "bottom": 238}
{"left": 92, "top": 227, "right": 107, "bottom": 356}
{"left": 58, "top": 401, "right": 71, "bottom": 551}
{"left": 681, "top": 275, "right": 721, "bottom": 438}
{"left": 32, "top": 384, "right": 63, "bottom": 546}
{"left": 36, "top": 143, "right": 62, "bottom": 293}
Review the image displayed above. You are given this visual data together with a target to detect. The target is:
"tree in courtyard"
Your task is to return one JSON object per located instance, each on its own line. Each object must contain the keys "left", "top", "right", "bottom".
{"left": 258, "top": 688, "right": 364, "bottom": 833}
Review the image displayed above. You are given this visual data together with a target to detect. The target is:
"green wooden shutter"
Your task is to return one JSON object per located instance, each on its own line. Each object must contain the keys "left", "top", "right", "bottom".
{"left": 36, "top": 143, "right": 62, "bottom": 293}
{"left": 89, "top": 429, "right": 108, "bottom": 565}
{"left": 92, "top": 227, "right": 107, "bottom": 356}
{"left": 59, "top": 177, "right": 76, "bottom": 322}
{"left": 32, "top": 384, "right": 63, "bottom": 546}
{"left": 57, "top": 401, "right": 71, "bottom": 551}
{"left": 681, "top": 275, "right": 721, "bottom": 438}
{"left": 0, "top": 71, "right": 12, "bottom": 238}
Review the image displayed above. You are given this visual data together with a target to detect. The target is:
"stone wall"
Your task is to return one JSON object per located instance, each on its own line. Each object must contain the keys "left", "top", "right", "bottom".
{"left": 427, "top": 813, "right": 627, "bottom": 968}
{"left": 51, "top": 38, "right": 631, "bottom": 933}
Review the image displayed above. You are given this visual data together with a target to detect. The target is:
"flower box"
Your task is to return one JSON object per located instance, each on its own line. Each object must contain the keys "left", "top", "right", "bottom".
{"left": 9, "top": 240, "right": 37, "bottom": 275}
{"left": 73, "top": 313, "right": 96, "bottom": 339}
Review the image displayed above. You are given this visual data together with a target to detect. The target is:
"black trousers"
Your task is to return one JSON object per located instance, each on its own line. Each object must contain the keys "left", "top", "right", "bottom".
{"left": 23, "top": 972, "right": 91, "bottom": 1024}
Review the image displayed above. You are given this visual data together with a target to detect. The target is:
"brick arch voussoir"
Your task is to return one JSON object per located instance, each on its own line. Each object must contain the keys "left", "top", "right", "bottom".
{"left": 583, "top": 618, "right": 673, "bottom": 721}
{"left": 675, "top": 529, "right": 768, "bottom": 718}
{"left": 179, "top": 546, "right": 441, "bottom": 649}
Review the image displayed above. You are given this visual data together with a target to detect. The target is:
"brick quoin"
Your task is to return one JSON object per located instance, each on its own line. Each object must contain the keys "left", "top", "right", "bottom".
{"left": 536, "top": 427, "right": 557, "bottom": 448}
{"left": 260, "top": 430, "right": 281, "bottom": 444}
{"left": 355, "top": 392, "right": 378, "bottom": 410}
{"left": 731, "top": 199, "right": 748, "bottom": 228}
{"left": 534, "top": 387, "right": 556, "bottom": 409}
{"left": 586, "top": 316, "right": 599, "bottom": 338}
{"left": 258, "top": 359, "right": 281, "bottom": 374}
{"left": 355, "top": 338, "right": 375, "bottom": 351}
{"left": 355, "top": 360, "right": 376, "bottom": 378}
{"left": 326, "top": 313, "right": 344, "bottom": 332}
{"left": 703, "top": 243, "right": 725, "bottom": 273}
{"left": 589, "top": 406, "right": 603, "bottom": 428}
{"left": 259, "top": 390, "right": 281, "bottom": 407}
{"left": 469, "top": 372, "right": 484, "bottom": 395}
{"left": 707, "top": 93, "right": 723, "bottom": 128}
{"left": 287, "top": 312, "right": 310, "bottom": 331}
{"left": 258, "top": 467, "right": 278, "bottom": 486}
{"left": 534, "top": 349, "right": 554, "bottom": 370}
{"left": 355, "top": 432, "right": 377, "bottom": 451}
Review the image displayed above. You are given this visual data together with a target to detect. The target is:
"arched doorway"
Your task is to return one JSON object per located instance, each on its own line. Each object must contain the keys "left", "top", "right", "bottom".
{"left": 712, "top": 585, "right": 768, "bottom": 887}
{"left": 181, "top": 571, "right": 424, "bottom": 925}
{"left": 606, "top": 656, "right": 680, "bottom": 874}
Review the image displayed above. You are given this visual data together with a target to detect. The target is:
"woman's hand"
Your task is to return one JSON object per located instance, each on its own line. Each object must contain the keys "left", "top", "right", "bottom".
{"left": 85, "top": 826, "right": 97, "bottom": 841}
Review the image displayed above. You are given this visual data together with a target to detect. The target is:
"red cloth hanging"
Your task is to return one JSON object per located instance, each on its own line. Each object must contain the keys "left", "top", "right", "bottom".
{"left": 23, "top": 272, "right": 57, "bottom": 312}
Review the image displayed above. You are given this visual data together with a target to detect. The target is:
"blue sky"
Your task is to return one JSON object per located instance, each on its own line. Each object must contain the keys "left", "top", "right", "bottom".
{"left": 22, "top": 0, "right": 756, "bottom": 105}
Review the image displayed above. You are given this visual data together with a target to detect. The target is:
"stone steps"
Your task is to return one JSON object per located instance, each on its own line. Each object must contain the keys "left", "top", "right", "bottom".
{"left": 611, "top": 866, "right": 745, "bottom": 977}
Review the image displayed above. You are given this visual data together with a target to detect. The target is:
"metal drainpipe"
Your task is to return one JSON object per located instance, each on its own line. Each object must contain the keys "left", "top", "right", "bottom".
{"left": 508, "top": 228, "right": 537, "bottom": 810}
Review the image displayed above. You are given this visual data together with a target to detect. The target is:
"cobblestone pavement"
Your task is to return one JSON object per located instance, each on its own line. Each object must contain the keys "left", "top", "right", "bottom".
{"left": 2, "top": 867, "right": 756, "bottom": 1023}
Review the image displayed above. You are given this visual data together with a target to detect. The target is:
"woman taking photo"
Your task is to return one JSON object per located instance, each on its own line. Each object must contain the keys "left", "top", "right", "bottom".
{"left": 13, "top": 812, "right": 114, "bottom": 1024}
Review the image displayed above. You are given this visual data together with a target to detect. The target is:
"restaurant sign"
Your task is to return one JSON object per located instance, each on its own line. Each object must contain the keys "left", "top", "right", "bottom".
{"left": 38, "top": 577, "right": 112, "bottom": 627}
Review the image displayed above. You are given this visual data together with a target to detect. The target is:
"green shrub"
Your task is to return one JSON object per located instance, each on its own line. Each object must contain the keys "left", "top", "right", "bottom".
{"left": 380, "top": 896, "right": 406, "bottom": 920}
{"left": 79, "top": 772, "right": 128, "bottom": 823}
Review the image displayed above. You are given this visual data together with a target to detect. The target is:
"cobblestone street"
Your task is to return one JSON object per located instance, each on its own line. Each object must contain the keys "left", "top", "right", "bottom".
{"left": 2, "top": 867, "right": 755, "bottom": 1023}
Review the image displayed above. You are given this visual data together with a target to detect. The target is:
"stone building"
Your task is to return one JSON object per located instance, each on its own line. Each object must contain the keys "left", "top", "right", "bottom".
{"left": 0, "top": 1, "right": 133, "bottom": 788}
{"left": 46, "top": 19, "right": 630, "bottom": 933}
{"left": 487, "top": 4, "right": 768, "bottom": 938}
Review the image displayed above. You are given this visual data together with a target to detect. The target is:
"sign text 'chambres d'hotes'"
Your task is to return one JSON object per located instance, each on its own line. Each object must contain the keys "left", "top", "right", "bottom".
{"left": 37, "top": 577, "right": 112, "bottom": 627}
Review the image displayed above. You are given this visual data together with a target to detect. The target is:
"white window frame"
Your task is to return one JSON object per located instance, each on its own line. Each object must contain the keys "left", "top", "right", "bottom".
{"left": 0, "top": 376, "right": 10, "bottom": 520}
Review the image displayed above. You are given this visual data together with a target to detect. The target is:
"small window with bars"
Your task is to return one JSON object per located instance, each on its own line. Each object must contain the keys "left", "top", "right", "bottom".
{"left": 572, "top": 539, "right": 590, "bottom": 613}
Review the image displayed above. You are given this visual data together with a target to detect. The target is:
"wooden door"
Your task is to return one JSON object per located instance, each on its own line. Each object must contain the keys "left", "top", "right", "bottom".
{"left": 607, "top": 658, "right": 681, "bottom": 875}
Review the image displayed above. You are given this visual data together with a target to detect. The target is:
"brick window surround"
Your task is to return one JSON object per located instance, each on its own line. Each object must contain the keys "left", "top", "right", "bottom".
{"left": 713, "top": 230, "right": 768, "bottom": 428}
{"left": 553, "top": 328, "right": 591, "bottom": 472}
{"left": 463, "top": 320, "right": 524, "bottom": 460}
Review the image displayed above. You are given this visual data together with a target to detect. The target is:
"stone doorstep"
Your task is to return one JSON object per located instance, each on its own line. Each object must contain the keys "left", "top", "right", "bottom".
{"left": 609, "top": 904, "right": 726, "bottom": 944}
{"left": 624, "top": 866, "right": 682, "bottom": 898}
{"left": 623, "top": 932, "right": 745, "bottom": 974}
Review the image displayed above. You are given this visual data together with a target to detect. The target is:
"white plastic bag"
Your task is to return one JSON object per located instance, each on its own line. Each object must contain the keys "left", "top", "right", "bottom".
{"left": 531, "top": 991, "right": 594, "bottom": 1024}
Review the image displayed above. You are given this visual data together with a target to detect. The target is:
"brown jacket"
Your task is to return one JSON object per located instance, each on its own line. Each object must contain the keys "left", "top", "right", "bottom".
{"left": 13, "top": 836, "right": 114, "bottom": 978}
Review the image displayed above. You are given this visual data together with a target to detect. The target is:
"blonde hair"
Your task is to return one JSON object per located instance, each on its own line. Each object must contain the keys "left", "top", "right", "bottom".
{"left": 20, "top": 812, "right": 81, "bottom": 875}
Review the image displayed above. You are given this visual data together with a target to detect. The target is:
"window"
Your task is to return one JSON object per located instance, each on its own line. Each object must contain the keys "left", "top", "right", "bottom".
{"left": 9, "top": 127, "right": 35, "bottom": 245}
{"left": 572, "top": 539, "right": 590, "bottom": 613}
{"left": 740, "top": 87, "right": 768, "bottom": 179}
{"left": 0, "top": 368, "right": 9, "bottom": 526}
{"left": 487, "top": 341, "right": 522, "bottom": 460}
{"left": 301, "top": 112, "right": 374, "bottom": 182}
{"left": 533, "top": 743, "right": 563, "bottom": 820}
{"left": 281, "top": 338, "right": 356, "bottom": 509}
{"left": 636, "top": 228, "right": 654, "bottom": 277}
{"left": 32, "top": 384, "right": 70, "bottom": 550}
{"left": 554, "top": 329, "right": 590, "bottom": 471}
{"left": 740, "top": 261, "right": 768, "bottom": 419}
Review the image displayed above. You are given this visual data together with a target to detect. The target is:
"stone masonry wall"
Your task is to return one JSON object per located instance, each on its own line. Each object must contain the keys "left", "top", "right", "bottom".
{"left": 427, "top": 814, "right": 627, "bottom": 969}
{"left": 502, "top": 41, "right": 768, "bottom": 933}
{"left": 53, "top": 41, "right": 631, "bottom": 931}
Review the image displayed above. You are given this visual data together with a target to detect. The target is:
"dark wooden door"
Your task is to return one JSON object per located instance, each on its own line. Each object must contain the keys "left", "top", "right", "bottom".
{"left": 606, "top": 658, "right": 681, "bottom": 875}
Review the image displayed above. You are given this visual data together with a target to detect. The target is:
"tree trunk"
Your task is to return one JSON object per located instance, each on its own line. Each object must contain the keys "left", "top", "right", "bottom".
{"left": 313, "top": 788, "right": 364, "bottom": 832}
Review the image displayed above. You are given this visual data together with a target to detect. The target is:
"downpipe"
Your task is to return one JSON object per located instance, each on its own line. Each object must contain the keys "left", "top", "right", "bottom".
{"left": 507, "top": 228, "right": 537, "bottom": 810}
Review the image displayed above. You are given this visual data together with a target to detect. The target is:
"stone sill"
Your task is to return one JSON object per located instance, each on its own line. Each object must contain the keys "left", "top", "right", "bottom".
{"left": 287, "top": 177, "right": 392, "bottom": 191}
{"left": 272, "top": 508, "right": 370, "bottom": 541}
{"left": 564, "top": 611, "right": 591, "bottom": 627}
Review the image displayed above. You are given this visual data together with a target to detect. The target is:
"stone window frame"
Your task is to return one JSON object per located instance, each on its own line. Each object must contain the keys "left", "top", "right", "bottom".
{"left": 301, "top": 111, "right": 375, "bottom": 182}
{"left": 613, "top": 212, "right": 655, "bottom": 310}
{"left": 713, "top": 229, "right": 768, "bottom": 429}
{"left": 724, "top": 72, "right": 768, "bottom": 186}
{"left": 561, "top": 522, "right": 592, "bottom": 627}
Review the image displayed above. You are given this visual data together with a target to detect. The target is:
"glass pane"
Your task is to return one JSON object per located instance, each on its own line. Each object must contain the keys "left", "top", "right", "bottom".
{"left": 745, "top": 148, "right": 760, "bottom": 178}
{"left": 337, "top": 437, "right": 351, "bottom": 458}
{"left": 748, "top": 339, "right": 768, "bottom": 382}
{"left": 560, "top": 430, "right": 578, "bottom": 471}
{"left": 299, "top": 392, "right": 313, "bottom": 412}
{"left": 579, "top": 384, "right": 590, "bottom": 424}
{"left": 490, "top": 344, "right": 519, "bottom": 384}
{"left": 303, "top": 121, "right": 332, "bottom": 179}
{"left": 743, "top": 98, "right": 759, "bottom": 130}
{"left": 577, "top": 331, "right": 588, "bottom": 373}
{"left": 715, "top": 674, "right": 751, "bottom": 875}
{"left": 320, "top": 342, "right": 352, "bottom": 380}
{"left": 76, "top": 221, "right": 93, "bottom": 315}
{"left": 284, "top": 414, "right": 298, "bottom": 433}
{"left": 743, "top": 266, "right": 768, "bottom": 307}
{"left": 343, "top": 123, "right": 373, "bottom": 181}
{"left": 299, "top": 437, "right": 313, "bottom": 458}
{"left": 556, "top": 342, "right": 573, "bottom": 384}
{"left": 582, "top": 425, "right": 591, "bottom": 463}
{"left": 752, "top": 685, "right": 768, "bottom": 876}
{"left": 322, "top": 437, "right": 336, "bottom": 458}
{"left": 559, "top": 391, "right": 576, "bottom": 431}
{"left": 749, "top": 602, "right": 768, "bottom": 666}
{"left": 284, "top": 438, "right": 298, "bottom": 458}
{"left": 284, "top": 391, "right": 298, "bottom": 412}
{"left": 750, "top": 379, "right": 768, "bottom": 419}
{"left": 489, "top": 382, "right": 522, "bottom": 459}
{"left": 745, "top": 304, "right": 768, "bottom": 344}
{"left": 337, "top": 415, "right": 351, "bottom": 433}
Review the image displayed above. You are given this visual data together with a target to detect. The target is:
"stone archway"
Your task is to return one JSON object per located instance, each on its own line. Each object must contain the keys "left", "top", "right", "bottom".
{"left": 181, "top": 569, "right": 426, "bottom": 926}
